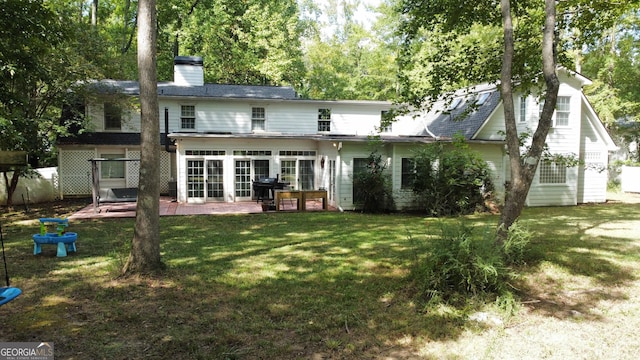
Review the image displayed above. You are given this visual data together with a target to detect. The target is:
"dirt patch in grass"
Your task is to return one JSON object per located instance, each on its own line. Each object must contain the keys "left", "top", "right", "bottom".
{"left": 0, "top": 197, "right": 90, "bottom": 223}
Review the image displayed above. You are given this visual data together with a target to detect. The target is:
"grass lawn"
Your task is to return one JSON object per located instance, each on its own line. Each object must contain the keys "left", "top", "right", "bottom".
{"left": 0, "top": 196, "right": 639, "bottom": 359}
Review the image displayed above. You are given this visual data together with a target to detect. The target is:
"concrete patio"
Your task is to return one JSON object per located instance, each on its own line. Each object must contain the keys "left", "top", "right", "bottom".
{"left": 68, "top": 196, "right": 333, "bottom": 220}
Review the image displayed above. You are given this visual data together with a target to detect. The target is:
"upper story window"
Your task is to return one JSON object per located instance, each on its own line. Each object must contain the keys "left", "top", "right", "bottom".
{"left": 519, "top": 96, "right": 527, "bottom": 123}
{"left": 555, "top": 96, "right": 570, "bottom": 126}
{"left": 318, "top": 108, "right": 331, "bottom": 132}
{"left": 104, "top": 103, "right": 121, "bottom": 130}
{"left": 252, "top": 107, "right": 266, "bottom": 131}
{"left": 538, "top": 96, "right": 570, "bottom": 127}
{"left": 181, "top": 105, "right": 196, "bottom": 130}
{"left": 539, "top": 161, "right": 567, "bottom": 184}
{"left": 380, "top": 111, "right": 392, "bottom": 133}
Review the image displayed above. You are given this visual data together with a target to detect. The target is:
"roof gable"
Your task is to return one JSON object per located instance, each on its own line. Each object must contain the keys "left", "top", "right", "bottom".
{"left": 422, "top": 89, "right": 501, "bottom": 139}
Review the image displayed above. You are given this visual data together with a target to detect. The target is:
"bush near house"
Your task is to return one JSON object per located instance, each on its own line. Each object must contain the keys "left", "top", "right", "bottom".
{"left": 353, "top": 150, "right": 394, "bottom": 213}
{"left": 411, "top": 136, "right": 494, "bottom": 216}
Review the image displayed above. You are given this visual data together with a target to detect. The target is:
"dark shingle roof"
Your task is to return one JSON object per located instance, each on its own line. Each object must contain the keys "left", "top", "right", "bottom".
{"left": 423, "top": 89, "right": 501, "bottom": 140}
{"left": 88, "top": 80, "right": 299, "bottom": 100}
{"left": 58, "top": 132, "right": 169, "bottom": 146}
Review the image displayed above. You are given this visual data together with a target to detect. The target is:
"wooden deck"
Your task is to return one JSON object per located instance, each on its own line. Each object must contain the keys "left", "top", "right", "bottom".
{"left": 68, "top": 197, "right": 333, "bottom": 220}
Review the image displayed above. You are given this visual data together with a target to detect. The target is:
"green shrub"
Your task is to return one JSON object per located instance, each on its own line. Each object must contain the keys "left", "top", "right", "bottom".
{"left": 411, "top": 136, "right": 494, "bottom": 216}
{"left": 500, "top": 222, "right": 532, "bottom": 266}
{"left": 353, "top": 150, "right": 394, "bottom": 213}
{"left": 409, "top": 221, "right": 531, "bottom": 308}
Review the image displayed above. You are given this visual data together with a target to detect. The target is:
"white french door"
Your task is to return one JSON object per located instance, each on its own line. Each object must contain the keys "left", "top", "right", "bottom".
{"left": 187, "top": 159, "right": 224, "bottom": 203}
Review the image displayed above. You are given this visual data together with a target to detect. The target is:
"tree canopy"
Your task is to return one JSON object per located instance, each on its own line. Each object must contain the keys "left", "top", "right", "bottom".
{"left": 396, "top": 0, "right": 640, "bottom": 241}
{"left": 0, "top": 0, "right": 98, "bottom": 205}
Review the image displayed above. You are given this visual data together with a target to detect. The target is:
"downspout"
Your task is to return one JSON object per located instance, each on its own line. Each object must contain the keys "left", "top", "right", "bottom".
{"left": 164, "top": 107, "right": 176, "bottom": 153}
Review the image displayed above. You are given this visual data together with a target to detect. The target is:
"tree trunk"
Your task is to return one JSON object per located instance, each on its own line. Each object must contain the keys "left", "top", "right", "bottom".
{"left": 123, "top": 0, "right": 163, "bottom": 274}
{"left": 91, "top": 0, "right": 98, "bottom": 26}
{"left": 2, "top": 171, "right": 20, "bottom": 208}
{"left": 497, "top": 0, "right": 560, "bottom": 243}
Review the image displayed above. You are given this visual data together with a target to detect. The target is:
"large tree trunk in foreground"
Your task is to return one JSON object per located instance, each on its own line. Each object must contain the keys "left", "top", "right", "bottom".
{"left": 123, "top": 0, "right": 163, "bottom": 274}
{"left": 497, "top": 0, "right": 560, "bottom": 243}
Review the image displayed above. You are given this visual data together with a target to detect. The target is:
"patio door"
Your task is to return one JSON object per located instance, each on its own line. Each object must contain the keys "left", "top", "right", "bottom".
{"left": 235, "top": 160, "right": 252, "bottom": 201}
{"left": 188, "top": 159, "right": 224, "bottom": 203}
{"left": 206, "top": 160, "right": 224, "bottom": 200}
{"left": 187, "top": 160, "right": 205, "bottom": 202}
{"left": 280, "top": 159, "right": 315, "bottom": 190}
{"left": 299, "top": 160, "right": 315, "bottom": 190}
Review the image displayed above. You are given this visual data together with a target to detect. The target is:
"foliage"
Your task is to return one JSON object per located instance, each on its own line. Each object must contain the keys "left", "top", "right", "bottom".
{"left": 408, "top": 220, "right": 531, "bottom": 307}
{"left": 410, "top": 136, "right": 494, "bottom": 216}
{"left": 352, "top": 142, "right": 394, "bottom": 213}
{"left": 299, "top": 0, "right": 399, "bottom": 100}
{"left": 2, "top": 199, "right": 640, "bottom": 357}
{"left": 0, "top": 0, "right": 98, "bottom": 205}
{"left": 581, "top": 10, "right": 640, "bottom": 162}
{"left": 164, "top": 0, "right": 305, "bottom": 86}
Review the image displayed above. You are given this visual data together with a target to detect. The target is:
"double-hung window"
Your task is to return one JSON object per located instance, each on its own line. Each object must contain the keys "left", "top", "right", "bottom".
{"left": 252, "top": 107, "right": 266, "bottom": 131}
{"left": 401, "top": 158, "right": 416, "bottom": 189}
{"left": 318, "top": 108, "right": 331, "bottom": 132}
{"left": 380, "top": 110, "right": 392, "bottom": 133}
{"left": 555, "top": 96, "right": 570, "bottom": 126}
{"left": 519, "top": 96, "right": 527, "bottom": 123}
{"left": 104, "top": 103, "right": 122, "bottom": 130}
{"left": 181, "top": 105, "right": 196, "bottom": 130}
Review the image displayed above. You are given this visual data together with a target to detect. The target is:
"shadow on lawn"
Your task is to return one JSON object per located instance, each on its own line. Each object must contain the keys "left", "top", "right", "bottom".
{"left": 513, "top": 203, "right": 640, "bottom": 321}
{"left": 0, "top": 212, "right": 466, "bottom": 359}
{"left": 1, "top": 203, "right": 639, "bottom": 358}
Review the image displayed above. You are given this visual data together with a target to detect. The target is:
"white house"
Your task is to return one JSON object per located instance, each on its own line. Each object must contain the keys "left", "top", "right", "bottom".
{"left": 57, "top": 56, "right": 617, "bottom": 210}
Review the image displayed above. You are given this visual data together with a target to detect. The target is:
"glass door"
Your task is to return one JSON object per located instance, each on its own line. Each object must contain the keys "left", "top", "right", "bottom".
{"left": 253, "top": 160, "right": 270, "bottom": 181}
{"left": 299, "top": 160, "right": 315, "bottom": 190}
{"left": 329, "top": 160, "right": 336, "bottom": 202}
{"left": 187, "top": 159, "right": 205, "bottom": 202}
{"left": 235, "top": 160, "right": 252, "bottom": 200}
{"left": 206, "top": 160, "right": 224, "bottom": 200}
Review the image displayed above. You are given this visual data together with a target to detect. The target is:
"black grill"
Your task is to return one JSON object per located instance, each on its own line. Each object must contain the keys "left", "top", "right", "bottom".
{"left": 252, "top": 177, "right": 288, "bottom": 203}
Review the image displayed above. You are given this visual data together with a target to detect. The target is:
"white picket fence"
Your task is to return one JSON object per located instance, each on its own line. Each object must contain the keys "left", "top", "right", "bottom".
{"left": 0, "top": 167, "right": 59, "bottom": 205}
{"left": 621, "top": 166, "right": 640, "bottom": 193}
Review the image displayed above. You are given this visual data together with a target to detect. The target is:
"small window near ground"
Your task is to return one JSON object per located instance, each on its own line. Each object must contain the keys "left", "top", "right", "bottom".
{"left": 104, "top": 103, "right": 122, "bottom": 130}
{"left": 100, "top": 154, "right": 125, "bottom": 179}
{"left": 181, "top": 105, "right": 196, "bottom": 129}
{"left": 401, "top": 158, "right": 416, "bottom": 189}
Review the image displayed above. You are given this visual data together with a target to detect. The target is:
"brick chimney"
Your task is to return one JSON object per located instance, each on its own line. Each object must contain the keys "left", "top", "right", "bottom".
{"left": 174, "top": 56, "right": 204, "bottom": 86}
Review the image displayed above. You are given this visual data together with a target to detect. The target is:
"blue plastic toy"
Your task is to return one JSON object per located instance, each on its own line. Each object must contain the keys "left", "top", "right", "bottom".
{"left": 0, "top": 223, "right": 20, "bottom": 306}
{"left": 32, "top": 218, "right": 78, "bottom": 257}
